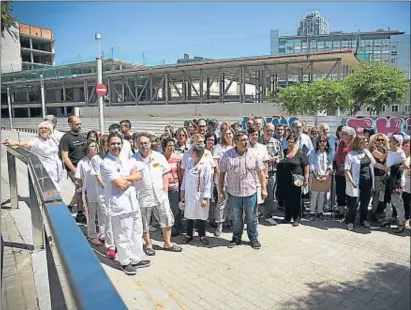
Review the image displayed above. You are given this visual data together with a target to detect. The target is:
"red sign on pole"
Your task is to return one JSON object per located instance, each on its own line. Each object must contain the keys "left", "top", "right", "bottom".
{"left": 96, "top": 83, "right": 107, "bottom": 97}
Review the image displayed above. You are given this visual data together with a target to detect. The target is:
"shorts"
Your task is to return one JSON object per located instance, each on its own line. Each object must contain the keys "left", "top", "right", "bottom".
{"left": 139, "top": 198, "right": 175, "bottom": 232}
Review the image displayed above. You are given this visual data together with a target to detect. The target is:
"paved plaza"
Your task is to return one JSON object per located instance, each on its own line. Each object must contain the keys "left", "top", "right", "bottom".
{"left": 1, "top": 130, "right": 410, "bottom": 310}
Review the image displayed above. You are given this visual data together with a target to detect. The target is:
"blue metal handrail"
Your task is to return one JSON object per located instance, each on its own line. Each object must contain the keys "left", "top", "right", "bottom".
{"left": 5, "top": 145, "right": 127, "bottom": 310}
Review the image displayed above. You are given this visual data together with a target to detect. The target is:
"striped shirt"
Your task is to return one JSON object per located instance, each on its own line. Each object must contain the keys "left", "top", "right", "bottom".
{"left": 219, "top": 147, "right": 264, "bottom": 197}
{"left": 166, "top": 153, "right": 182, "bottom": 191}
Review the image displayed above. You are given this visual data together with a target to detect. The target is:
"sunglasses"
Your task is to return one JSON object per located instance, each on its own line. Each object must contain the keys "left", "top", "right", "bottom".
{"left": 376, "top": 139, "right": 385, "bottom": 142}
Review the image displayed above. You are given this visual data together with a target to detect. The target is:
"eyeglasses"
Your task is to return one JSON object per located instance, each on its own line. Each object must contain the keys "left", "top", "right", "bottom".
{"left": 376, "top": 139, "right": 385, "bottom": 142}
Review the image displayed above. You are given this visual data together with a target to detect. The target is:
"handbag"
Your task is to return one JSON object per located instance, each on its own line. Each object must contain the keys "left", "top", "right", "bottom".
{"left": 292, "top": 174, "right": 305, "bottom": 187}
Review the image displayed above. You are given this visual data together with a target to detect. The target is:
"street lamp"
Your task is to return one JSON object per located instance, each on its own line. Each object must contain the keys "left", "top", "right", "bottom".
{"left": 96, "top": 33, "right": 104, "bottom": 134}
{"left": 40, "top": 74, "right": 46, "bottom": 118}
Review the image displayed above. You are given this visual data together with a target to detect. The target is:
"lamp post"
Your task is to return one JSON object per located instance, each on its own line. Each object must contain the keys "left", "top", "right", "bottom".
{"left": 7, "top": 87, "right": 13, "bottom": 130}
{"left": 96, "top": 33, "right": 104, "bottom": 134}
{"left": 40, "top": 74, "right": 46, "bottom": 118}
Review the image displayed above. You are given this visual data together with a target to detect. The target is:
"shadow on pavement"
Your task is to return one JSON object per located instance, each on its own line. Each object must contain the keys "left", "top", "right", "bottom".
{"left": 280, "top": 262, "right": 411, "bottom": 310}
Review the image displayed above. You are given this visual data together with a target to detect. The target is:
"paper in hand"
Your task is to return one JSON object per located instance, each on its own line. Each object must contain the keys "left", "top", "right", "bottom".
{"left": 386, "top": 151, "right": 405, "bottom": 167}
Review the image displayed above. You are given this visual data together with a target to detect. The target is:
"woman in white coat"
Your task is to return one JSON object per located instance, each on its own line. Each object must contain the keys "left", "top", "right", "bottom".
{"left": 180, "top": 145, "right": 212, "bottom": 246}
{"left": 344, "top": 136, "right": 375, "bottom": 231}
{"left": 3, "top": 121, "right": 63, "bottom": 191}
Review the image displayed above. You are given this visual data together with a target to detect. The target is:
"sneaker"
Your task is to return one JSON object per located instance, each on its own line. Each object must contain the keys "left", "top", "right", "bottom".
{"left": 362, "top": 220, "right": 371, "bottom": 228}
{"left": 106, "top": 248, "right": 116, "bottom": 260}
{"left": 251, "top": 240, "right": 261, "bottom": 250}
{"left": 227, "top": 239, "right": 241, "bottom": 248}
{"left": 121, "top": 263, "right": 137, "bottom": 275}
{"left": 149, "top": 226, "right": 157, "bottom": 232}
{"left": 310, "top": 215, "right": 316, "bottom": 221}
{"left": 214, "top": 223, "right": 223, "bottom": 237}
{"left": 75, "top": 211, "right": 87, "bottom": 224}
{"left": 347, "top": 223, "right": 354, "bottom": 231}
{"left": 292, "top": 220, "right": 300, "bottom": 227}
{"left": 131, "top": 260, "right": 151, "bottom": 269}
{"left": 89, "top": 238, "right": 102, "bottom": 246}
{"left": 264, "top": 218, "right": 278, "bottom": 225}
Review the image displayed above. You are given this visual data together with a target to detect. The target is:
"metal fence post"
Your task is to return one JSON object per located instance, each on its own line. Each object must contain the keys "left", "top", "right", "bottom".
{"left": 28, "top": 169, "right": 44, "bottom": 250}
{"left": 7, "top": 151, "right": 18, "bottom": 209}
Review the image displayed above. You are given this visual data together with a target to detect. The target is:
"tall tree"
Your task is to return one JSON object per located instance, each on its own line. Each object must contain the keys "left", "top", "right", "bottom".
{"left": 310, "top": 80, "right": 352, "bottom": 114}
{"left": 1, "top": 1, "right": 18, "bottom": 39}
{"left": 275, "top": 83, "right": 317, "bottom": 115}
{"left": 344, "top": 61, "right": 409, "bottom": 115}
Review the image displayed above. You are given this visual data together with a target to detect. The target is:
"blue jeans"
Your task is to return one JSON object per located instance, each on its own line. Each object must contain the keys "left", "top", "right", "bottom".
{"left": 227, "top": 193, "right": 258, "bottom": 242}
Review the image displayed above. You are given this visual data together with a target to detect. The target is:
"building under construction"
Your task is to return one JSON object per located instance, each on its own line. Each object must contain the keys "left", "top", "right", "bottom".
{"left": 1, "top": 50, "right": 359, "bottom": 118}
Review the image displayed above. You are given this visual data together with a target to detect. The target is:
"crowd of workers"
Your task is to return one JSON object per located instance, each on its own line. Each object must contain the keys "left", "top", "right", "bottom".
{"left": 3, "top": 114, "right": 410, "bottom": 275}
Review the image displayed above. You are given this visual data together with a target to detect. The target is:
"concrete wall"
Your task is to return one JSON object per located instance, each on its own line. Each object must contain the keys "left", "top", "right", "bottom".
{"left": 79, "top": 102, "right": 286, "bottom": 118}
{"left": 0, "top": 24, "right": 22, "bottom": 73}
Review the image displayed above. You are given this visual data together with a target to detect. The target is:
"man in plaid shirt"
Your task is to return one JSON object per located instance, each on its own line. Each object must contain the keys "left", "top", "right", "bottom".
{"left": 259, "top": 123, "right": 284, "bottom": 225}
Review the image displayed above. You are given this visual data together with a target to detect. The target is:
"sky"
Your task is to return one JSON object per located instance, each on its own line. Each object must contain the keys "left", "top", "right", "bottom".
{"left": 12, "top": 1, "right": 411, "bottom": 66}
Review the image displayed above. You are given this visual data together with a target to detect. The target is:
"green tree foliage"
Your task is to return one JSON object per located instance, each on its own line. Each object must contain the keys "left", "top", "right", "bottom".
{"left": 344, "top": 61, "right": 409, "bottom": 115}
{"left": 310, "top": 80, "right": 351, "bottom": 114}
{"left": 275, "top": 83, "right": 310, "bottom": 115}
{"left": 1, "top": 1, "right": 18, "bottom": 39}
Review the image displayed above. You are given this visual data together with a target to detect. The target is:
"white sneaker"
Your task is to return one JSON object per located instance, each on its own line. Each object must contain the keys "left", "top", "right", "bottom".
{"left": 265, "top": 218, "right": 277, "bottom": 225}
{"left": 347, "top": 223, "right": 354, "bottom": 231}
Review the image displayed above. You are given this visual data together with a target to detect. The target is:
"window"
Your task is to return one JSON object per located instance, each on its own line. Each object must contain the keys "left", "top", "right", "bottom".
{"left": 391, "top": 105, "right": 399, "bottom": 112}
{"left": 405, "top": 105, "right": 410, "bottom": 112}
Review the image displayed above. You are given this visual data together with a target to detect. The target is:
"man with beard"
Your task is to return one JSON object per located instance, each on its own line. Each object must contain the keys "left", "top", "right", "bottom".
{"left": 133, "top": 133, "right": 182, "bottom": 256}
{"left": 100, "top": 133, "right": 150, "bottom": 275}
{"left": 59, "top": 116, "right": 87, "bottom": 223}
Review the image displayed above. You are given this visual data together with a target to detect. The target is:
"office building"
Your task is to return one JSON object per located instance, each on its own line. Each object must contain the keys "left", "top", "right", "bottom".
{"left": 177, "top": 54, "right": 214, "bottom": 64}
{"left": 297, "top": 11, "right": 329, "bottom": 36}
{"left": 270, "top": 29, "right": 410, "bottom": 77}
{"left": 0, "top": 22, "right": 55, "bottom": 73}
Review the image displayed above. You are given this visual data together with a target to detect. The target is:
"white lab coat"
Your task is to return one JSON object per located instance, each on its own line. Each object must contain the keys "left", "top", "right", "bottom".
{"left": 30, "top": 136, "right": 63, "bottom": 191}
{"left": 181, "top": 160, "right": 212, "bottom": 220}
{"left": 344, "top": 149, "right": 376, "bottom": 197}
{"left": 100, "top": 153, "right": 144, "bottom": 265}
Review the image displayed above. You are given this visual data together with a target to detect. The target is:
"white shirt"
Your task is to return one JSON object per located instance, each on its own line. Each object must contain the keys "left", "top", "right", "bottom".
{"left": 297, "top": 133, "right": 314, "bottom": 154}
{"left": 75, "top": 156, "right": 99, "bottom": 202}
{"left": 30, "top": 136, "right": 63, "bottom": 189}
{"left": 132, "top": 150, "right": 171, "bottom": 207}
{"left": 212, "top": 144, "right": 233, "bottom": 162}
{"left": 181, "top": 149, "right": 216, "bottom": 172}
{"left": 344, "top": 149, "right": 375, "bottom": 197}
{"left": 90, "top": 154, "right": 105, "bottom": 196}
{"left": 52, "top": 129, "right": 65, "bottom": 144}
{"left": 120, "top": 139, "right": 132, "bottom": 162}
{"left": 100, "top": 153, "right": 140, "bottom": 216}
{"left": 309, "top": 150, "right": 332, "bottom": 176}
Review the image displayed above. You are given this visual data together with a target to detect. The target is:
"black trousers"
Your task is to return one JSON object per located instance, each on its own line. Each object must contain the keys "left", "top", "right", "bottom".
{"left": 403, "top": 192, "right": 411, "bottom": 220}
{"left": 284, "top": 185, "right": 302, "bottom": 222}
{"left": 335, "top": 175, "right": 347, "bottom": 207}
{"left": 186, "top": 219, "right": 206, "bottom": 238}
{"left": 347, "top": 178, "right": 372, "bottom": 224}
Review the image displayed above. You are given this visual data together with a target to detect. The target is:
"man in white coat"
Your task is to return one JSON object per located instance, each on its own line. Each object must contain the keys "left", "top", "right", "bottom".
{"left": 100, "top": 133, "right": 150, "bottom": 275}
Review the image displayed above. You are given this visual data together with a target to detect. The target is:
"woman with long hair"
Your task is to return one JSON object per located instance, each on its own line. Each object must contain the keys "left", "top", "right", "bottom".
{"left": 175, "top": 127, "right": 189, "bottom": 154}
{"left": 186, "top": 121, "right": 197, "bottom": 139}
{"left": 344, "top": 136, "right": 375, "bottom": 231}
{"left": 163, "top": 125, "right": 175, "bottom": 138}
{"left": 87, "top": 130, "right": 98, "bottom": 142}
{"left": 368, "top": 133, "right": 389, "bottom": 220}
{"left": 212, "top": 127, "right": 235, "bottom": 236}
{"left": 309, "top": 135, "right": 333, "bottom": 220}
{"left": 3, "top": 121, "right": 63, "bottom": 191}
{"left": 277, "top": 133, "right": 309, "bottom": 226}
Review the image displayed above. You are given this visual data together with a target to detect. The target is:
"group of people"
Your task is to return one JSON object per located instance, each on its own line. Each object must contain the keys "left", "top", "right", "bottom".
{"left": 3, "top": 114, "right": 410, "bottom": 275}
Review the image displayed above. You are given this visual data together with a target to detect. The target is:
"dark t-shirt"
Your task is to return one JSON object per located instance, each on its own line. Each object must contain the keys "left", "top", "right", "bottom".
{"left": 360, "top": 154, "right": 372, "bottom": 180}
{"left": 59, "top": 131, "right": 87, "bottom": 169}
{"left": 284, "top": 149, "right": 309, "bottom": 176}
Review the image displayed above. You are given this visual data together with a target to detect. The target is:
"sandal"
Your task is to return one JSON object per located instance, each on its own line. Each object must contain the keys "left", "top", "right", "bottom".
{"left": 163, "top": 244, "right": 183, "bottom": 252}
{"left": 144, "top": 247, "right": 156, "bottom": 256}
{"left": 89, "top": 238, "right": 102, "bottom": 246}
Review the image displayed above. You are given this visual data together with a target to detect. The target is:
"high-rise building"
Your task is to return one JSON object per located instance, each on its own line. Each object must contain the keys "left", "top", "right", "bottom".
{"left": 0, "top": 22, "right": 55, "bottom": 73}
{"left": 297, "top": 11, "right": 329, "bottom": 36}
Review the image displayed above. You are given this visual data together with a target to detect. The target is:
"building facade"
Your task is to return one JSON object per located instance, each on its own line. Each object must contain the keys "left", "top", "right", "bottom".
{"left": 297, "top": 11, "right": 329, "bottom": 36}
{"left": 0, "top": 23, "right": 55, "bottom": 73}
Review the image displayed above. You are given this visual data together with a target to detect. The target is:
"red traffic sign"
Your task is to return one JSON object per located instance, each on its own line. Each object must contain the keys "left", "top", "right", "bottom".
{"left": 96, "top": 83, "right": 107, "bottom": 97}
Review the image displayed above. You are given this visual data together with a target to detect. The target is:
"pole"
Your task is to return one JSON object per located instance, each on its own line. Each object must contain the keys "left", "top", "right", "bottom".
{"left": 7, "top": 87, "right": 13, "bottom": 130}
{"left": 40, "top": 74, "right": 46, "bottom": 118}
{"left": 95, "top": 33, "right": 105, "bottom": 134}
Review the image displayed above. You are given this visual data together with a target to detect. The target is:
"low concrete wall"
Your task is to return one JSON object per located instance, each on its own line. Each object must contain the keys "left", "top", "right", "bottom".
{"left": 79, "top": 102, "right": 285, "bottom": 118}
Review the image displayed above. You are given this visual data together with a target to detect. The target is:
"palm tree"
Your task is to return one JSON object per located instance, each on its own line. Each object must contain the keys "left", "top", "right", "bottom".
{"left": 1, "top": 1, "right": 18, "bottom": 39}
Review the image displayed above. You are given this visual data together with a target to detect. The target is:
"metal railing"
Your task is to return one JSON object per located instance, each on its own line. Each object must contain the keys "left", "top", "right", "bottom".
{"left": 4, "top": 145, "right": 127, "bottom": 310}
